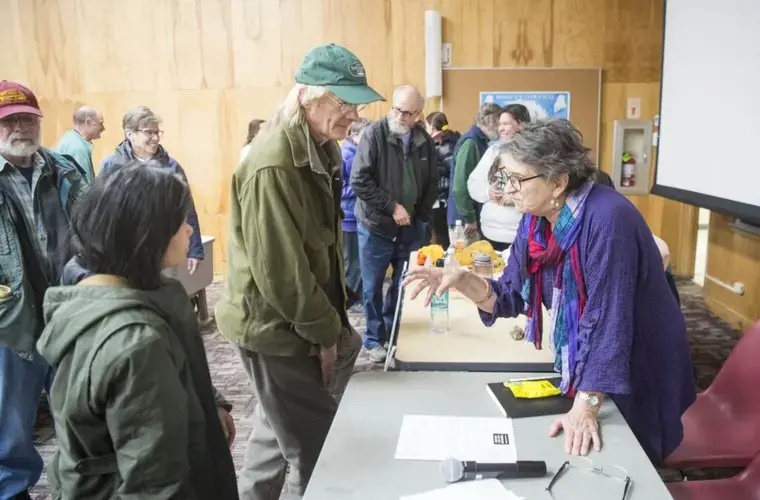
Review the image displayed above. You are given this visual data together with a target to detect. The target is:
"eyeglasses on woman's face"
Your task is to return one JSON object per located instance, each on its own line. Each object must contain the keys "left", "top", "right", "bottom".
{"left": 138, "top": 129, "right": 164, "bottom": 140}
{"left": 505, "top": 172, "right": 542, "bottom": 192}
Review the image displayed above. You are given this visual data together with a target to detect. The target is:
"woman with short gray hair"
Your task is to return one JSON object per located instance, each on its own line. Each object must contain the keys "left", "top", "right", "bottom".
{"left": 403, "top": 119, "right": 695, "bottom": 467}
{"left": 99, "top": 106, "right": 205, "bottom": 275}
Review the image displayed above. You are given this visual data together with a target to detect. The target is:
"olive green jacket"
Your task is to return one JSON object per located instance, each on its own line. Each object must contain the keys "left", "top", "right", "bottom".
{"left": 37, "top": 277, "right": 238, "bottom": 500}
{"left": 216, "top": 117, "right": 348, "bottom": 356}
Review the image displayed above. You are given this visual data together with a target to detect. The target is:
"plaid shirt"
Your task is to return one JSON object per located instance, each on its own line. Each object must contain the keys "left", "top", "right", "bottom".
{"left": 0, "top": 152, "right": 51, "bottom": 263}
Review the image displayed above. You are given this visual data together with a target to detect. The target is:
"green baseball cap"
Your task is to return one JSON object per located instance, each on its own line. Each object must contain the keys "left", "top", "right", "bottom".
{"left": 295, "top": 44, "right": 385, "bottom": 105}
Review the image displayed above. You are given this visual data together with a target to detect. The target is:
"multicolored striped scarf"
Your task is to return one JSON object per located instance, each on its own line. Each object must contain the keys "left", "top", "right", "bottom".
{"left": 520, "top": 181, "right": 593, "bottom": 393}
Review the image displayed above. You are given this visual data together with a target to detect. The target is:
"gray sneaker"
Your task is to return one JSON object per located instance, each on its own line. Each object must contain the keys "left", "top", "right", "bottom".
{"left": 367, "top": 345, "right": 387, "bottom": 363}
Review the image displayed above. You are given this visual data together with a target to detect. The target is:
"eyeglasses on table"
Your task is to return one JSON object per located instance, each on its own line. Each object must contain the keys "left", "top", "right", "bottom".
{"left": 545, "top": 456, "right": 631, "bottom": 500}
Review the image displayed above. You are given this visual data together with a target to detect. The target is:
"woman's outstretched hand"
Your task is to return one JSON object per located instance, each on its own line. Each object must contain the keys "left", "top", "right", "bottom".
{"left": 401, "top": 266, "right": 467, "bottom": 306}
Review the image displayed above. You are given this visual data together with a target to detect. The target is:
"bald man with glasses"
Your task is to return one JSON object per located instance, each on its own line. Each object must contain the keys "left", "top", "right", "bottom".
{"left": 350, "top": 85, "right": 438, "bottom": 363}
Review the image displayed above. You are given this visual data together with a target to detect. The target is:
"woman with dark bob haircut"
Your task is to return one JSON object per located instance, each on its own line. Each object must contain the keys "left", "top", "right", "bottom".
{"left": 37, "top": 162, "right": 239, "bottom": 499}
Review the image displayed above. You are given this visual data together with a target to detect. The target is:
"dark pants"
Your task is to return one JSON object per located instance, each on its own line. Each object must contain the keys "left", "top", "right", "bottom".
{"left": 357, "top": 221, "right": 424, "bottom": 350}
{"left": 483, "top": 236, "right": 511, "bottom": 253}
{"left": 342, "top": 231, "right": 362, "bottom": 298}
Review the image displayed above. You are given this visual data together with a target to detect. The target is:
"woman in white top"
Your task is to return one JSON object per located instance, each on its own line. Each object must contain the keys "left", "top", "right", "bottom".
{"left": 467, "top": 104, "right": 531, "bottom": 250}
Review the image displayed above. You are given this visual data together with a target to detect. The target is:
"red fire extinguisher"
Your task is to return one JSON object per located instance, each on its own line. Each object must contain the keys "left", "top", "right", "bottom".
{"left": 621, "top": 152, "right": 636, "bottom": 187}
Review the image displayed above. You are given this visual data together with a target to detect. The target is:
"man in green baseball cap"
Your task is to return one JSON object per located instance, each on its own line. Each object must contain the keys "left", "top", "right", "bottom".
{"left": 218, "top": 44, "right": 382, "bottom": 500}
{"left": 296, "top": 43, "right": 384, "bottom": 106}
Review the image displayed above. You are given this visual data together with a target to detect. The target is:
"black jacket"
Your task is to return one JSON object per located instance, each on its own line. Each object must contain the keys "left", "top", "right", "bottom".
{"left": 434, "top": 130, "right": 461, "bottom": 202}
{"left": 350, "top": 118, "right": 438, "bottom": 240}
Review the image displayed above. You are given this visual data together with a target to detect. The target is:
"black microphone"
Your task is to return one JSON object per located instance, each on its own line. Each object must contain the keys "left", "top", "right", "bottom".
{"left": 440, "top": 457, "right": 547, "bottom": 483}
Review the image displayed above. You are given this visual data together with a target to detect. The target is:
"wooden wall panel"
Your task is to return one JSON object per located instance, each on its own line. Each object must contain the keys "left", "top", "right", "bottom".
{"left": 703, "top": 215, "right": 760, "bottom": 330}
{"left": 3, "top": 0, "right": 694, "bottom": 275}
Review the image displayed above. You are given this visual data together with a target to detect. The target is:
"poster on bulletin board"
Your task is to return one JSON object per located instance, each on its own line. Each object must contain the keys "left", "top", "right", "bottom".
{"left": 480, "top": 91, "right": 571, "bottom": 121}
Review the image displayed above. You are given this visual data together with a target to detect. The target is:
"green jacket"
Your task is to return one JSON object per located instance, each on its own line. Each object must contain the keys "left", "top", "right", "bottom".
{"left": 54, "top": 130, "right": 95, "bottom": 182}
{"left": 216, "top": 117, "right": 348, "bottom": 356}
{"left": 37, "top": 277, "right": 238, "bottom": 500}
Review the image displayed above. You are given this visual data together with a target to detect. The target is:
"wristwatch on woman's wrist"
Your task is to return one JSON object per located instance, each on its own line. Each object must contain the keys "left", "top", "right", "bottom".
{"left": 577, "top": 391, "right": 601, "bottom": 409}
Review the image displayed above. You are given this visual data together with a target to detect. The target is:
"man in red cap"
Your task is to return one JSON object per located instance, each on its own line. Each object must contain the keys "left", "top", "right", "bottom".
{"left": 0, "top": 80, "right": 87, "bottom": 499}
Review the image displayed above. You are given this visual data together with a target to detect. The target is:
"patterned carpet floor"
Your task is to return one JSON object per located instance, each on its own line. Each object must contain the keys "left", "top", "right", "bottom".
{"left": 28, "top": 278, "right": 745, "bottom": 498}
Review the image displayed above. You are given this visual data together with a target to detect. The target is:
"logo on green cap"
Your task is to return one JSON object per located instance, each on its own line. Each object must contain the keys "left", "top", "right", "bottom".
{"left": 348, "top": 61, "right": 365, "bottom": 79}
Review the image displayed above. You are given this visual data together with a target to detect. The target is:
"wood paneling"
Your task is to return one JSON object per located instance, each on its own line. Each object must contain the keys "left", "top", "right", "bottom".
{"left": 2, "top": 0, "right": 693, "bottom": 274}
{"left": 703, "top": 214, "right": 760, "bottom": 330}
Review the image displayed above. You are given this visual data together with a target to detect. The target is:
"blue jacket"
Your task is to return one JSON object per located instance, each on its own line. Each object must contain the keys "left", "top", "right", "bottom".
{"left": 99, "top": 141, "right": 204, "bottom": 259}
{"left": 340, "top": 139, "right": 359, "bottom": 232}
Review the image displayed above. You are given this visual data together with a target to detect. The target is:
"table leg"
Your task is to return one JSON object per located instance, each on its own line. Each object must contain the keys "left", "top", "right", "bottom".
{"left": 195, "top": 289, "right": 209, "bottom": 322}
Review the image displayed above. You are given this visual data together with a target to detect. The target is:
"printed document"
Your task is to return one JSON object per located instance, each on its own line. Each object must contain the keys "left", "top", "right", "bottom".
{"left": 394, "top": 415, "right": 517, "bottom": 462}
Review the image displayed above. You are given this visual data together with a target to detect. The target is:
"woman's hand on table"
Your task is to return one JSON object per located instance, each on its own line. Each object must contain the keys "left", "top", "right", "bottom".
{"left": 401, "top": 266, "right": 467, "bottom": 306}
{"left": 548, "top": 398, "right": 602, "bottom": 456}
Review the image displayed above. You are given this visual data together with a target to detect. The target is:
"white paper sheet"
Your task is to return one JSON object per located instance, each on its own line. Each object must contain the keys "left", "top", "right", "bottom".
{"left": 394, "top": 415, "right": 517, "bottom": 463}
{"left": 400, "top": 479, "right": 523, "bottom": 500}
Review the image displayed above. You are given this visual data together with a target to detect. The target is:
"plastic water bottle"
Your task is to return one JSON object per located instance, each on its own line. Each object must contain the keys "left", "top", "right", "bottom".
{"left": 444, "top": 246, "right": 459, "bottom": 296}
{"left": 453, "top": 220, "right": 466, "bottom": 250}
{"left": 429, "top": 258, "right": 449, "bottom": 334}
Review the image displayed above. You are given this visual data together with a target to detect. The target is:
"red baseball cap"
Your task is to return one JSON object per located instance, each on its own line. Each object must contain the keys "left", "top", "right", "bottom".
{"left": 0, "top": 81, "right": 43, "bottom": 120}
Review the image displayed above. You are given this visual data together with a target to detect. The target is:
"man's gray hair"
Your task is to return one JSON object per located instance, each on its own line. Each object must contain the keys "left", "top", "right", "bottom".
{"left": 475, "top": 103, "right": 502, "bottom": 129}
{"left": 122, "top": 106, "right": 161, "bottom": 133}
{"left": 72, "top": 106, "right": 99, "bottom": 126}
{"left": 348, "top": 118, "right": 370, "bottom": 139}
{"left": 499, "top": 119, "right": 597, "bottom": 192}
{"left": 268, "top": 84, "right": 330, "bottom": 130}
{"left": 392, "top": 85, "right": 424, "bottom": 110}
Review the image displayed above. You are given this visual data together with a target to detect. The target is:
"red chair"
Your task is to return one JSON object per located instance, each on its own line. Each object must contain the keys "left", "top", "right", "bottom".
{"left": 664, "top": 321, "right": 760, "bottom": 469}
{"left": 667, "top": 452, "right": 760, "bottom": 500}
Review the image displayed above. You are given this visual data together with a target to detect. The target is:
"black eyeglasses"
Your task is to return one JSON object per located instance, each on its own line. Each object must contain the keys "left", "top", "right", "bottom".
{"left": 546, "top": 457, "right": 631, "bottom": 500}
{"left": 0, "top": 114, "right": 39, "bottom": 127}
{"left": 393, "top": 107, "right": 421, "bottom": 120}
{"left": 138, "top": 129, "right": 164, "bottom": 140}
{"left": 505, "top": 172, "right": 542, "bottom": 191}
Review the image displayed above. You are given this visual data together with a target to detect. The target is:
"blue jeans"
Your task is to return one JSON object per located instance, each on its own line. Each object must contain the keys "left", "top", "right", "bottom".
{"left": 342, "top": 231, "right": 362, "bottom": 298}
{"left": 357, "top": 221, "right": 424, "bottom": 350}
{"left": 0, "top": 347, "right": 53, "bottom": 497}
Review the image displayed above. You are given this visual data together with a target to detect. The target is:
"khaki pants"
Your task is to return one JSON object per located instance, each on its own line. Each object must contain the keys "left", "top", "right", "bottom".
{"left": 236, "top": 326, "right": 361, "bottom": 500}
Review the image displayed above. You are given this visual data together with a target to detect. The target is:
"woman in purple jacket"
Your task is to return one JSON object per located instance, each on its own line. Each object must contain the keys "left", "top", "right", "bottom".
{"left": 340, "top": 118, "right": 370, "bottom": 301}
{"left": 402, "top": 119, "right": 695, "bottom": 466}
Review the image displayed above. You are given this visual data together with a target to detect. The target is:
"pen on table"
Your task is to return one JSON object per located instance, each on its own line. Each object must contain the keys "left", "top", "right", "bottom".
{"left": 506, "top": 375, "right": 560, "bottom": 383}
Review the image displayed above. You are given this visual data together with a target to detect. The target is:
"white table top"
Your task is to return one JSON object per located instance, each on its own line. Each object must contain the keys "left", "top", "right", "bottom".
{"left": 392, "top": 251, "right": 554, "bottom": 371}
{"left": 304, "top": 371, "right": 673, "bottom": 500}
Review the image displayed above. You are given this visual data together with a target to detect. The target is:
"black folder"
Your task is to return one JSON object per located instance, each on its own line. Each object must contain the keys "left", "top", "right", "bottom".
{"left": 487, "top": 377, "right": 574, "bottom": 419}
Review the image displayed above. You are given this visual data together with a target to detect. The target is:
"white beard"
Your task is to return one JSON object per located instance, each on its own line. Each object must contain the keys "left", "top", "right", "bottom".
{"left": 388, "top": 117, "right": 410, "bottom": 136}
{"left": 0, "top": 132, "right": 41, "bottom": 158}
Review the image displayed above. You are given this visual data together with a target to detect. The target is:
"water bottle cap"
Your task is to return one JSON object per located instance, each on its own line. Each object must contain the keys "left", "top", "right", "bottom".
{"left": 473, "top": 252, "right": 492, "bottom": 263}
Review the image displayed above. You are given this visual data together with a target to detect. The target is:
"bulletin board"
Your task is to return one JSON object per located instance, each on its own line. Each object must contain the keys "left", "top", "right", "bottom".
{"left": 442, "top": 68, "right": 602, "bottom": 164}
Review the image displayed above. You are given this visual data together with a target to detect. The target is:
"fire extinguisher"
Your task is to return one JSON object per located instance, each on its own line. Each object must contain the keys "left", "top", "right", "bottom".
{"left": 621, "top": 152, "right": 636, "bottom": 187}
